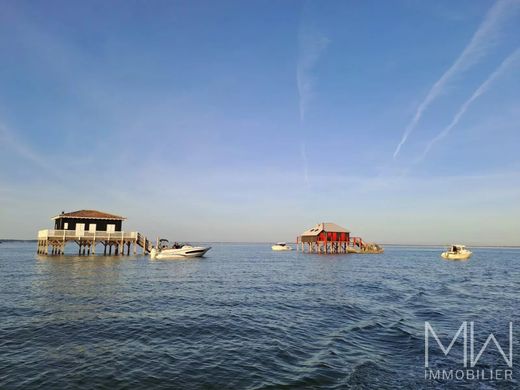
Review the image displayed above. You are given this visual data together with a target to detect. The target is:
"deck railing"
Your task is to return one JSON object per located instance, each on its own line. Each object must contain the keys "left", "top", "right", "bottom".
{"left": 38, "top": 229, "right": 138, "bottom": 240}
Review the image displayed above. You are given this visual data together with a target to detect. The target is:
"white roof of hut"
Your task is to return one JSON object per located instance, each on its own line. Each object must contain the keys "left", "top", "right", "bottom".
{"left": 300, "top": 222, "right": 350, "bottom": 236}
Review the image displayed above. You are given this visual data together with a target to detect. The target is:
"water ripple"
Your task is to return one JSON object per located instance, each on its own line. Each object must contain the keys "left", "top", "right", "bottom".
{"left": 0, "top": 242, "right": 519, "bottom": 389}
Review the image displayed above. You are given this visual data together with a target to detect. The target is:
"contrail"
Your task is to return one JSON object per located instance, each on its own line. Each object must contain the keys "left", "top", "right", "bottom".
{"left": 300, "top": 141, "right": 309, "bottom": 186}
{"left": 0, "top": 122, "right": 59, "bottom": 175}
{"left": 393, "top": 0, "right": 520, "bottom": 158}
{"left": 296, "top": 10, "right": 329, "bottom": 122}
{"left": 418, "top": 48, "right": 520, "bottom": 161}
{"left": 296, "top": 5, "right": 329, "bottom": 187}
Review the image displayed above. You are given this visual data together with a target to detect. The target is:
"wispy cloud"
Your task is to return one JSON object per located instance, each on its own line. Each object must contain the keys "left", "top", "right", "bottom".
{"left": 393, "top": 0, "right": 520, "bottom": 158}
{"left": 418, "top": 48, "right": 520, "bottom": 161}
{"left": 296, "top": 13, "right": 329, "bottom": 122}
{"left": 0, "top": 122, "right": 58, "bottom": 175}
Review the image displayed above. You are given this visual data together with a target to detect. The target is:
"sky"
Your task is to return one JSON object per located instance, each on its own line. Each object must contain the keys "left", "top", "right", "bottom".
{"left": 0, "top": 0, "right": 519, "bottom": 245}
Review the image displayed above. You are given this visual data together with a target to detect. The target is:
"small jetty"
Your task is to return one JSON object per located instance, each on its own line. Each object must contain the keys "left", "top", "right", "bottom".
{"left": 296, "top": 222, "right": 383, "bottom": 254}
{"left": 36, "top": 210, "right": 152, "bottom": 256}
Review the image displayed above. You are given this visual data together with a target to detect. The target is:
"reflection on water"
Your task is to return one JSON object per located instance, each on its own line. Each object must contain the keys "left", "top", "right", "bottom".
{"left": 33, "top": 256, "right": 129, "bottom": 323}
{"left": 1, "top": 242, "right": 519, "bottom": 389}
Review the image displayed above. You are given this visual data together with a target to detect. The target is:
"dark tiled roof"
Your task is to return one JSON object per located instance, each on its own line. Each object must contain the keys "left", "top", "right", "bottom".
{"left": 53, "top": 210, "right": 126, "bottom": 220}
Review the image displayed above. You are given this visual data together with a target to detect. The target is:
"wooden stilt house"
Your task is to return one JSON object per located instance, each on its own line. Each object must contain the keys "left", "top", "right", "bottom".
{"left": 297, "top": 222, "right": 381, "bottom": 254}
{"left": 37, "top": 209, "right": 152, "bottom": 256}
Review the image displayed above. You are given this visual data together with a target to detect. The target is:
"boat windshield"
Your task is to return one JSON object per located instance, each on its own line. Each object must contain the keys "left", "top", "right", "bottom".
{"left": 276, "top": 242, "right": 286, "bottom": 246}
{"left": 158, "top": 239, "right": 170, "bottom": 249}
{"left": 451, "top": 245, "right": 466, "bottom": 252}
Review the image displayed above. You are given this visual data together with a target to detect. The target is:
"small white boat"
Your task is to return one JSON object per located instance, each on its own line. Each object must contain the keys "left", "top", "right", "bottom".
{"left": 272, "top": 242, "right": 293, "bottom": 251}
{"left": 150, "top": 240, "right": 211, "bottom": 259}
{"left": 441, "top": 244, "right": 472, "bottom": 260}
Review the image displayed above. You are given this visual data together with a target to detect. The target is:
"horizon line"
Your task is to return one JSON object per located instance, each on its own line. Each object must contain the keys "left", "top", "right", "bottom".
{"left": 2, "top": 239, "right": 519, "bottom": 249}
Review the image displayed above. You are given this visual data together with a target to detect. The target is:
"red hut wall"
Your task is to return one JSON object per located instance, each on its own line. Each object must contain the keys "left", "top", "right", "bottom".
{"left": 317, "top": 231, "right": 350, "bottom": 242}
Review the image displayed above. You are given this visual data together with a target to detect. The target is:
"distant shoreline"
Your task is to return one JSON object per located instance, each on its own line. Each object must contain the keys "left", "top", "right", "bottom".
{"left": 380, "top": 243, "right": 520, "bottom": 249}
{"left": 1, "top": 239, "right": 519, "bottom": 249}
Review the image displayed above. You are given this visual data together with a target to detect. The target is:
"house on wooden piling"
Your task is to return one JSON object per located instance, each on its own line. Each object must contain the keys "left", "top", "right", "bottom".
{"left": 37, "top": 209, "right": 152, "bottom": 256}
{"left": 297, "top": 222, "right": 382, "bottom": 254}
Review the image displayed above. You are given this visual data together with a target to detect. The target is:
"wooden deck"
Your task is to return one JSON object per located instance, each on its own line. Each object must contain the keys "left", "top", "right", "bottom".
{"left": 37, "top": 229, "right": 152, "bottom": 256}
{"left": 297, "top": 236, "right": 383, "bottom": 254}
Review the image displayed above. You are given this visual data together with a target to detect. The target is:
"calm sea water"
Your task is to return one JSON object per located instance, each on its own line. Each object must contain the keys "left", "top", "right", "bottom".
{"left": 1, "top": 242, "right": 519, "bottom": 389}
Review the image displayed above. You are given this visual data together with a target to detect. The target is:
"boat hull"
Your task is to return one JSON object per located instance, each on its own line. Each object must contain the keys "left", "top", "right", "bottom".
{"left": 272, "top": 245, "right": 292, "bottom": 251}
{"left": 441, "top": 251, "right": 472, "bottom": 260}
{"left": 151, "top": 246, "right": 211, "bottom": 259}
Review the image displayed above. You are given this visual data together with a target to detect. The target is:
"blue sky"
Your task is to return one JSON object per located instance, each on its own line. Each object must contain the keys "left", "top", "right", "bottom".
{"left": 0, "top": 0, "right": 519, "bottom": 244}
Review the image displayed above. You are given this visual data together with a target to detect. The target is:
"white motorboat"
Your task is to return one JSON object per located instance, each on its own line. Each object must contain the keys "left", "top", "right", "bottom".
{"left": 150, "top": 240, "right": 211, "bottom": 259}
{"left": 441, "top": 244, "right": 472, "bottom": 260}
{"left": 272, "top": 242, "right": 293, "bottom": 251}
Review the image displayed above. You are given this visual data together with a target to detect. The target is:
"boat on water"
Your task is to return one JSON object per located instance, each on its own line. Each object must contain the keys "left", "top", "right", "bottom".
{"left": 150, "top": 239, "right": 211, "bottom": 259}
{"left": 441, "top": 244, "right": 472, "bottom": 260}
{"left": 272, "top": 242, "right": 293, "bottom": 251}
